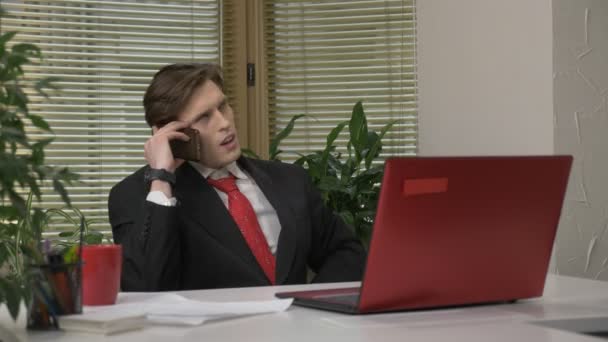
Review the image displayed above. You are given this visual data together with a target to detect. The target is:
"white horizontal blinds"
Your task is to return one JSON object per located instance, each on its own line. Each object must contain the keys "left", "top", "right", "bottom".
{"left": 264, "top": 0, "right": 417, "bottom": 161}
{"left": 1, "top": 0, "right": 220, "bottom": 234}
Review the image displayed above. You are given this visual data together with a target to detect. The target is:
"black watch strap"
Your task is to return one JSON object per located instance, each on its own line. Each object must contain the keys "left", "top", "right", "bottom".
{"left": 144, "top": 168, "right": 176, "bottom": 186}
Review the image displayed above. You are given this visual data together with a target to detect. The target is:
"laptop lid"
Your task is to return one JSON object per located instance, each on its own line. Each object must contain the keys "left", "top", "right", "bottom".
{"left": 276, "top": 155, "right": 573, "bottom": 314}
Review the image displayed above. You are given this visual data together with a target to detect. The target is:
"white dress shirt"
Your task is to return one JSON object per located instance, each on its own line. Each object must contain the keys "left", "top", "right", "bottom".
{"left": 146, "top": 162, "right": 282, "bottom": 254}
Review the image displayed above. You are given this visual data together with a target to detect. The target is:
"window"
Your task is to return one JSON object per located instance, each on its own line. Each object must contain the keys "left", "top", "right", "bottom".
{"left": 2, "top": 0, "right": 417, "bottom": 235}
{"left": 1, "top": 0, "right": 221, "bottom": 234}
{"left": 262, "top": 0, "right": 418, "bottom": 161}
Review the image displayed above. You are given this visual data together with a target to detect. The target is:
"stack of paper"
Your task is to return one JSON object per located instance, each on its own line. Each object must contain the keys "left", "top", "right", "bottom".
{"left": 57, "top": 293, "right": 293, "bottom": 334}
{"left": 57, "top": 310, "right": 146, "bottom": 335}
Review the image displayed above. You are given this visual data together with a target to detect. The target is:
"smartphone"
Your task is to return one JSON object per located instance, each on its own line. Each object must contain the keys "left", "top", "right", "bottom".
{"left": 170, "top": 127, "right": 201, "bottom": 161}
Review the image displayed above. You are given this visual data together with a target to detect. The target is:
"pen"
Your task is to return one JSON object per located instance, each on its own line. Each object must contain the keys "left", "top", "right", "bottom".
{"left": 43, "top": 239, "right": 51, "bottom": 264}
{"left": 73, "top": 216, "right": 85, "bottom": 313}
{"left": 33, "top": 280, "right": 60, "bottom": 329}
{"left": 48, "top": 254, "right": 75, "bottom": 314}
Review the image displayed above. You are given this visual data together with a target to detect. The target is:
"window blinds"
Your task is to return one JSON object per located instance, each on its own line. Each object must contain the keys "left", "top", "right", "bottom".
{"left": 1, "top": 0, "right": 220, "bottom": 234}
{"left": 263, "top": 0, "right": 417, "bottom": 161}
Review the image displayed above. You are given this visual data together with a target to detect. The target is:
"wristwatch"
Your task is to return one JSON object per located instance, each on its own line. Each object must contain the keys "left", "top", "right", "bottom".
{"left": 144, "top": 168, "right": 176, "bottom": 187}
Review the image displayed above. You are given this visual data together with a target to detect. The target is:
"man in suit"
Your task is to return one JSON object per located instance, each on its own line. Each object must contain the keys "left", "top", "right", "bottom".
{"left": 109, "top": 63, "right": 366, "bottom": 291}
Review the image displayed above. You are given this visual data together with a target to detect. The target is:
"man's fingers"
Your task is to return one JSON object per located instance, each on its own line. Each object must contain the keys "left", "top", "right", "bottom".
{"left": 164, "top": 131, "right": 190, "bottom": 142}
{"left": 154, "top": 121, "right": 189, "bottom": 135}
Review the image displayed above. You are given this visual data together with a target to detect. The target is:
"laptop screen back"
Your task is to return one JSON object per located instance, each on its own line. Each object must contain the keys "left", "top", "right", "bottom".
{"left": 358, "top": 156, "right": 572, "bottom": 313}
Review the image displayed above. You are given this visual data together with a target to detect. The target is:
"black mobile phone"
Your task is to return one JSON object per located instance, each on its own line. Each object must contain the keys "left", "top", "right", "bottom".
{"left": 170, "top": 127, "right": 201, "bottom": 161}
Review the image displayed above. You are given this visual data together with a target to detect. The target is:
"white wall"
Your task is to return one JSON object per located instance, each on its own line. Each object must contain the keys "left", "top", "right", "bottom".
{"left": 553, "top": 0, "right": 608, "bottom": 281}
{"left": 417, "top": 0, "right": 554, "bottom": 156}
{"left": 416, "top": 0, "right": 608, "bottom": 281}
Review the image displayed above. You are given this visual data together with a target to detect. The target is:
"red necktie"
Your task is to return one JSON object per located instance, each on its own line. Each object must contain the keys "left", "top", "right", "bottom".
{"left": 207, "top": 175, "right": 276, "bottom": 284}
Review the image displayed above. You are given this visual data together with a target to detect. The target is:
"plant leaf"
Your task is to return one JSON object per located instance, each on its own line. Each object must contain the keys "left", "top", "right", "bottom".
{"left": 5, "top": 83, "right": 29, "bottom": 112}
{"left": 320, "top": 121, "right": 347, "bottom": 177}
{"left": 53, "top": 179, "right": 71, "bottom": 207}
{"left": 28, "top": 114, "right": 52, "bottom": 132}
{"left": 0, "top": 277, "right": 23, "bottom": 321}
{"left": 269, "top": 114, "right": 306, "bottom": 160}
{"left": 0, "top": 31, "right": 17, "bottom": 50}
{"left": 58, "top": 231, "right": 75, "bottom": 238}
{"left": 240, "top": 148, "right": 260, "bottom": 159}
{"left": 46, "top": 208, "right": 79, "bottom": 227}
{"left": 348, "top": 101, "right": 368, "bottom": 163}
{"left": 11, "top": 43, "right": 42, "bottom": 58}
{"left": 0, "top": 205, "right": 19, "bottom": 220}
{"left": 35, "top": 77, "right": 62, "bottom": 98}
{"left": 365, "top": 120, "right": 398, "bottom": 169}
{"left": 338, "top": 211, "right": 355, "bottom": 227}
{"left": 84, "top": 231, "right": 104, "bottom": 245}
{"left": 0, "top": 126, "right": 27, "bottom": 146}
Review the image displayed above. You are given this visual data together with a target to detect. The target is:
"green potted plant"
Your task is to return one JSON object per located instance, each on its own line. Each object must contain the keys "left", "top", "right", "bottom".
{"left": 0, "top": 7, "right": 78, "bottom": 321}
{"left": 245, "top": 101, "right": 396, "bottom": 247}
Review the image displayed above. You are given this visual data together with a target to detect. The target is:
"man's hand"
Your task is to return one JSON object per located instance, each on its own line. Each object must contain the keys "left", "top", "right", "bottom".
{"left": 144, "top": 121, "right": 190, "bottom": 197}
{"left": 145, "top": 121, "right": 191, "bottom": 173}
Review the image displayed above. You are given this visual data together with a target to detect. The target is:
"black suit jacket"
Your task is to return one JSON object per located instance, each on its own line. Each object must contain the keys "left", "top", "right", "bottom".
{"left": 109, "top": 157, "right": 366, "bottom": 291}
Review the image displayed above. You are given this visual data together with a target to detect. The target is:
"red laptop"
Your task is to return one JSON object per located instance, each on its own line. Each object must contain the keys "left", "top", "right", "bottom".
{"left": 276, "top": 155, "right": 573, "bottom": 314}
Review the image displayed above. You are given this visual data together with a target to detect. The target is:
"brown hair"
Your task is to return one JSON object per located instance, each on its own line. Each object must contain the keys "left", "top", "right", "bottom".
{"left": 143, "top": 63, "right": 224, "bottom": 127}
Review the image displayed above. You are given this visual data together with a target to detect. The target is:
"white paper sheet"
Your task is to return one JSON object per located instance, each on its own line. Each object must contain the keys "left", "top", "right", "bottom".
{"left": 81, "top": 293, "right": 293, "bottom": 327}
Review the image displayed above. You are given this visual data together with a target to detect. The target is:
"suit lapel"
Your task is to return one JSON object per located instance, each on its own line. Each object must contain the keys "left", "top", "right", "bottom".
{"left": 173, "top": 163, "right": 267, "bottom": 282}
{"left": 239, "top": 158, "right": 297, "bottom": 285}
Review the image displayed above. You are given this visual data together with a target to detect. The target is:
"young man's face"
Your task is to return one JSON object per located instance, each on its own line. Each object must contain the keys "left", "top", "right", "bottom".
{"left": 177, "top": 80, "right": 241, "bottom": 169}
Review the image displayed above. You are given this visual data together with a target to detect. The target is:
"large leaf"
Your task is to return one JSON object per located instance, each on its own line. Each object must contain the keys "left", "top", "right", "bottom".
{"left": 325, "top": 152, "right": 343, "bottom": 178}
{"left": 338, "top": 211, "right": 355, "bottom": 227}
{"left": 8, "top": 190, "right": 26, "bottom": 217}
{"left": 35, "top": 77, "right": 62, "bottom": 98}
{"left": 53, "top": 179, "right": 71, "bottom": 207}
{"left": 0, "top": 278, "right": 22, "bottom": 321}
{"left": 0, "top": 205, "right": 19, "bottom": 221}
{"left": 240, "top": 148, "right": 260, "bottom": 159}
{"left": 6, "top": 54, "right": 30, "bottom": 76}
{"left": 352, "top": 170, "right": 383, "bottom": 191}
{"left": 340, "top": 158, "right": 356, "bottom": 183}
{"left": 84, "top": 231, "right": 104, "bottom": 245}
{"left": 11, "top": 43, "right": 42, "bottom": 58}
{"left": 269, "top": 114, "right": 306, "bottom": 160}
{"left": 293, "top": 154, "right": 309, "bottom": 167}
{"left": 365, "top": 120, "right": 398, "bottom": 169}
{"left": 320, "top": 121, "right": 347, "bottom": 177}
{"left": 361, "top": 131, "right": 379, "bottom": 168}
{"left": 348, "top": 101, "right": 368, "bottom": 163}
{"left": 30, "top": 144, "right": 45, "bottom": 165}
{"left": 4, "top": 84, "right": 29, "bottom": 112}
{"left": 0, "top": 126, "right": 27, "bottom": 146}
{"left": 0, "top": 31, "right": 18, "bottom": 48}
{"left": 31, "top": 208, "right": 47, "bottom": 240}
{"left": 58, "top": 231, "right": 75, "bottom": 238}
{"left": 317, "top": 175, "right": 343, "bottom": 193}
{"left": 28, "top": 114, "right": 52, "bottom": 132}
{"left": 25, "top": 177, "right": 42, "bottom": 200}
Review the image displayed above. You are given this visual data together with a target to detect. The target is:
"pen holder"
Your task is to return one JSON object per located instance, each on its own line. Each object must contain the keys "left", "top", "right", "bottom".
{"left": 26, "top": 262, "right": 82, "bottom": 330}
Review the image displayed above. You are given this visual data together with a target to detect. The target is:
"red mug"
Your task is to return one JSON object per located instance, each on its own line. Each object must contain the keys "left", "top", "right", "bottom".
{"left": 82, "top": 244, "right": 122, "bottom": 305}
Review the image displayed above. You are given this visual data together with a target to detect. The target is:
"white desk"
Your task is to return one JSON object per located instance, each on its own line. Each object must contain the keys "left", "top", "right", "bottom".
{"left": 4, "top": 274, "right": 608, "bottom": 341}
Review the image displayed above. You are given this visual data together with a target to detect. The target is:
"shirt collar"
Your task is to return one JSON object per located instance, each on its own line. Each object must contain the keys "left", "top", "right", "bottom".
{"left": 188, "top": 161, "right": 248, "bottom": 180}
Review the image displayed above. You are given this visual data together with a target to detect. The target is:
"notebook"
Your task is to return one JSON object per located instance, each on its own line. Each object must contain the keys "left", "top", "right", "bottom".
{"left": 275, "top": 155, "right": 573, "bottom": 314}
